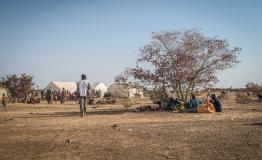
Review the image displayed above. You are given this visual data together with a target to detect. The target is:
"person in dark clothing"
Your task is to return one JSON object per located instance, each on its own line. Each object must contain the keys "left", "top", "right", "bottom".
{"left": 258, "top": 94, "right": 262, "bottom": 102}
{"left": 211, "top": 94, "right": 222, "bottom": 112}
{"left": 60, "top": 88, "right": 65, "bottom": 104}
{"left": 41, "top": 91, "right": 44, "bottom": 100}
{"left": 187, "top": 94, "right": 202, "bottom": 113}
{"left": 46, "top": 89, "right": 52, "bottom": 104}
{"left": 188, "top": 95, "right": 202, "bottom": 108}
{"left": 167, "top": 97, "right": 181, "bottom": 111}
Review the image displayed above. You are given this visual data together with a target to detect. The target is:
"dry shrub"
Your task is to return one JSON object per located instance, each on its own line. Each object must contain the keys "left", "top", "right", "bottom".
{"left": 123, "top": 98, "right": 132, "bottom": 107}
{"left": 116, "top": 98, "right": 138, "bottom": 107}
{"left": 150, "top": 87, "right": 169, "bottom": 104}
{"left": 219, "top": 91, "right": 229, "bottom": 103}
{"left": 235, "top": 92, "right": 251, "bottom": 104}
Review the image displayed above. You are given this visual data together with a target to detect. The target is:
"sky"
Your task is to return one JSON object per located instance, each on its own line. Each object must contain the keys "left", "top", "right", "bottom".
{"left": 0, "top": 0, "right": 261, "bottom": 89}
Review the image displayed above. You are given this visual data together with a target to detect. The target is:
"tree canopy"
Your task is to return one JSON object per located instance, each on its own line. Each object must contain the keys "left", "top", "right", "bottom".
{"left": 0, "top": 74, "right": 35, "bottom": 98}
{"left": 129, "top": 29, "right": 241, "bottom": 102}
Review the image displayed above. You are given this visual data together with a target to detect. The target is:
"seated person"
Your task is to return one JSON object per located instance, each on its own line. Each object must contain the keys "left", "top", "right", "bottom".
{"left": 187, "top": 94, "right": 202, "bottom": 112}
{"left": 211, "top": 94, "right": 222, "bottom": 112}
{"left": 197, "top": 97, "right": 216, "bottom": 113}
{"left": 166, "top": 96, "right": 181, "bottom": 111}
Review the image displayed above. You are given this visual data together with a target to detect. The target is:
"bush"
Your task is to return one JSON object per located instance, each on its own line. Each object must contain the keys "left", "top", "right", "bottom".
{"left": 235, "top": 92, "right": 251, "bottom": 104}
{"left": 150, "top": 86, "right": 169, "bottom": 104}
{"left": 246, "top": 82, "right": 262, "bottom": 97}
{"left": 219, "top": 91, "right": 229, "bottom": 103}
{"left": 123, "top": 98, "right": 132, "bottom": 107}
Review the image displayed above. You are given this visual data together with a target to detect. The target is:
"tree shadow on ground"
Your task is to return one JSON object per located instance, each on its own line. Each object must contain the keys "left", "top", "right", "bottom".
{"left": 13, "top": 108, "right": 143, "bottom": 119}
{"left": 243, "top": 123, "right": 262, "bottom": 126}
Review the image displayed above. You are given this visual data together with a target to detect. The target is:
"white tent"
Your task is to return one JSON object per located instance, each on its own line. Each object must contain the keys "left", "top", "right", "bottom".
{"left": 91, "top": 82, "right": 107, "bottom": 98}
{"left": 107, "top": 84, "right": 144, "bottom": 98}
{"left": 44, "top": 81, "right": 77, "bottom": 93}
{"left": 107, "top": 84, "right": 129, "bottom": 98}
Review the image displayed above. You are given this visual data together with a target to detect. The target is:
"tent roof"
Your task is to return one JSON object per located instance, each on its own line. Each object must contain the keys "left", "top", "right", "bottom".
{"left": 52, "top": 81, "right": 76, "bottom": 88}
{"left": 45, "top": 81, "right": 77, "bottom": 92}
{"left": 91, "top": 82, "right": 106, "bottom": 89}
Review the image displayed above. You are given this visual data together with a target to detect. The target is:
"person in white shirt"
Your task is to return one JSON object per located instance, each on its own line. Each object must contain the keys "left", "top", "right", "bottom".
{"left": 77, "top": 74, "right": 91, "bottom": 116}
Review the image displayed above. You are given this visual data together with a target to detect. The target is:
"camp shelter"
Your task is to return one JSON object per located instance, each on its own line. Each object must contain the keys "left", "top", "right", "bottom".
{"left": 91, "top": 82, "right": 107, "bottom": 98}
{"left": 44, "top": 81, "right": 77, "bottom": 93}
{"left": 107, "top": 84, "right": 143, "bottom": 98}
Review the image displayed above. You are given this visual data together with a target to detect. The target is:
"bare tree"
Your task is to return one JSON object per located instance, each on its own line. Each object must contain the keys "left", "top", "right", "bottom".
{"left": 114, "top": 71, "right": 140, "bottom": 89}
{"left": 114, "top": 72, "right": 129, "bottom": 87}
{"left": 129, "top": 29, "right": 241, "bottom": 102}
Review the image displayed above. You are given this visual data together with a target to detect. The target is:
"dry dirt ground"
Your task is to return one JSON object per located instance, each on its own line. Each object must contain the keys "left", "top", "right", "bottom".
{"left": 0, "top": 101, "right": 261, "bottom": 160}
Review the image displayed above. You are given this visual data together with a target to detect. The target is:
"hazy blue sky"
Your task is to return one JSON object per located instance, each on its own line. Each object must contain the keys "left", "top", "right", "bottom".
{"left": 0, "top": 0, "right": 261, "bottom": 88}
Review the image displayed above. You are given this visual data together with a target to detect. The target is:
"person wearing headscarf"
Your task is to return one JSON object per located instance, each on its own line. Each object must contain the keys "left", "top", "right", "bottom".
{"left": 187, "top": 94, "right": 202, "bottom": 112}
{"left": 211, "top": 94, "right": 222, "bottom": 112}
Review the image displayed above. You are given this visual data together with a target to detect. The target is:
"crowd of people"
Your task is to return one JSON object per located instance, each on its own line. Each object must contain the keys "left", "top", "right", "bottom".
{"left": 165, "top": 93, "right": 222, "bottom": 113}
{"left": 1, "top": 73, "right": 223, "bottom": 116}
{"left": 45, "top": 88, "right": 78, "bottom": 104}
{"left": 1, "top": 89, "right": 79, "bottom": 106}
{"left": 8, "top": 91, "right": 41, "bottom": 104}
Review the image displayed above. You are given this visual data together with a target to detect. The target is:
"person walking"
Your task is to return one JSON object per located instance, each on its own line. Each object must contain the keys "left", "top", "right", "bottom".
{"left": 1, "top": 94, "right": 7, "bottom": 109}
{"left": 77, "top": 74, "right": 91, "bottom": 116}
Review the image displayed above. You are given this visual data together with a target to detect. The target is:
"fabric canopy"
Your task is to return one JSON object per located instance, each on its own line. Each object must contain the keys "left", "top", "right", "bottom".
{"left": 44, "top": 81, "right": 77, "bottom": 92}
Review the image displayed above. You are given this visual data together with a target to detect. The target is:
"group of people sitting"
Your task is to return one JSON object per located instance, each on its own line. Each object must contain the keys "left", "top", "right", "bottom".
{"left": 165, "top": 93, "right": 222, "bottom": 113}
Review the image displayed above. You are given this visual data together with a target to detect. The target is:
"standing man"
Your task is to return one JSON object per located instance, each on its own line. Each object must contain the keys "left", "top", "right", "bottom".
{"left": 46, "top": 88, "right": 52, "bottom": 104}
{"left": 60, "top": 88, "right": 66, "bottom": 104}
{"left": 77, "top": 74, "right": 91, "bottom": 117}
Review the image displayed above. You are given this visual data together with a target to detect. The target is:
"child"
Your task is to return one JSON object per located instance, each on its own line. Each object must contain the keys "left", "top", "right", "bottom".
{"left": 2, "top": 94, "right": 7, "bottom": 108}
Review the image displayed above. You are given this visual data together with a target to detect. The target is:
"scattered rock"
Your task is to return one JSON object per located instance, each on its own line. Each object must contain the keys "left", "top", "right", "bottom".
{"left": 159, "top": 153, "right": 170, "bottom": 159}
{"left": 178, "top": 110, "right": 184, "bottom": 113}
{"left": 136, "top": 105, "right": 151, "bottom": 111}
{"left": 150, "top": 104, "right": 160, "bottom": 110}
{"left": 112, "top": 124, "right": 118, "bottom": 128}
{"left": 5, "top": 118, "right": 13, "bottom": 121}
{"left": 136, "top": 104, "right": 161, "bottom": 112}
{"left": 66, "top": 139, "right": 73, "bottom": 144}
{"left": 128, "top": 128, "right": 133, "bottom": 131}
{"left": 112, "top": 124, "right": 122, "bottom": 131}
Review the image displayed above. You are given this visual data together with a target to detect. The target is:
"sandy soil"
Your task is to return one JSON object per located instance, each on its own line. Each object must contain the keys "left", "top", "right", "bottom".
{"left": 0, "top": 101, "right": 261, "bottom": 160}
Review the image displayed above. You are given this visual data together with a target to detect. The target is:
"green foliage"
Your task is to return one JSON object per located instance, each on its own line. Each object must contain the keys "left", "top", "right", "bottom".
{"left": 0, "top": 74, "right": 34, "bottom": 98}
